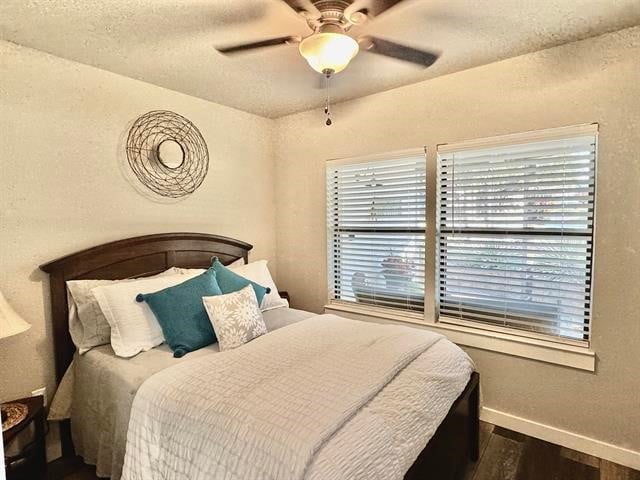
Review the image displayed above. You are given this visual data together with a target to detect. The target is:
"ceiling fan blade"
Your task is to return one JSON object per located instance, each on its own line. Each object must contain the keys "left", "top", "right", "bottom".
{"left": 216, "top": 36, "right": 300, "bottom": 55}
{"left": 360, "top": 36, "right": 439, "bottom": 67}
{"left": 281, "top": 0, "right": 322, "bottom": 19}
{"left": 345, "top": 0, "right": 406, "bottom": 21}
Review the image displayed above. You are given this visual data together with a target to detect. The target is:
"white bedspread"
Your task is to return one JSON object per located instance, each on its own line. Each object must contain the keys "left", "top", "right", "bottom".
{"left": 121, "top": 315, "right": 473, "bottom": 480}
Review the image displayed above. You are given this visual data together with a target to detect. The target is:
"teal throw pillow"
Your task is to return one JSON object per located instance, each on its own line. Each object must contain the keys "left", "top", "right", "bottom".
{"left": 136, "top": 269, "right": 222, "bottom": 358}
{"left": 210, "top": 257, "right": 270, "bottom": 306}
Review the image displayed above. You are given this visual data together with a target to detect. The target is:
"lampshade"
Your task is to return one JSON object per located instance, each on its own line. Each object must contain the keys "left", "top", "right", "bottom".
{"left": 0, "top": 291, "right": 31, "bottom": 339}
{"left": 299, "top": 32, "right": 359, "bottom": 74}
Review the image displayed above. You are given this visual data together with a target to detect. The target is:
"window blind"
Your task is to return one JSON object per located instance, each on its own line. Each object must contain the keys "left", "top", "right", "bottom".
{"left": 436, "top": 126, "right": 597, "bottom": 343}
{"left": 327, "top": 153, "right": 427, "bottom": 312}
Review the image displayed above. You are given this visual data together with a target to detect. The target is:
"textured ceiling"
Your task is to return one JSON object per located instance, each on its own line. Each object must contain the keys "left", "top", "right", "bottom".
{"left": 1, "top": 0, "right": 639, "bottom": 118}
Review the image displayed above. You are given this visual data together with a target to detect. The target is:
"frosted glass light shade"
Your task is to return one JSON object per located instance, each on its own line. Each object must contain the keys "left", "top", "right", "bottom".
{"left": 299, "top": 33, "right": 359, "bottom": 74}
{"left": 0, "top": 291, "right": 31, "bottom": 339}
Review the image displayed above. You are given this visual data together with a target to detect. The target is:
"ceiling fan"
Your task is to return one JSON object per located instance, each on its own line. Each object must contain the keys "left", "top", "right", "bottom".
{"left": 215, "top": 0, "right": 440, "bottom": 76}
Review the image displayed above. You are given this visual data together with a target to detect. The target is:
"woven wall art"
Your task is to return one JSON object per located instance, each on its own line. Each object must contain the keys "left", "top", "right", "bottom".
{"left": 125, "top": 110, "right": 209, "bottom": 198}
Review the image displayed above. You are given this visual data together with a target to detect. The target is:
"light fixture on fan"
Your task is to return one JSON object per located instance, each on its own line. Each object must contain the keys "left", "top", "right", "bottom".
{"left": 298, "top": 25, "right": 359, "bottom": 75}
{"left": 297, "top": 24, "right": 359, "bottom": 125}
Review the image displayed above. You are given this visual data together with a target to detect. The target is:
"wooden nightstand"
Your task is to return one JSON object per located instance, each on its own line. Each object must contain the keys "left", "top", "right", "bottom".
{"left": 3, "top": 395, "right": 47, "bottom": 480}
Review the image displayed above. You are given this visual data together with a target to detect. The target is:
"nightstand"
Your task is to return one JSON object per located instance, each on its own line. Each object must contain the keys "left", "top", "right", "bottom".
{"left": 3, "top": 395, "right": 47, "bottom": 480}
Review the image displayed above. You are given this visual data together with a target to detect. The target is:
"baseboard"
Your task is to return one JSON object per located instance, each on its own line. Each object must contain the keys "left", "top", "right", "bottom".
{"left": 481, "top": 407, "right": 640, "bottom": 471}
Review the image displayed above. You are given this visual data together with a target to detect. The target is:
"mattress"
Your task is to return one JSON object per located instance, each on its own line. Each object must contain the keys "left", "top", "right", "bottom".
{"left": 66, "top": 308, "right": 473, "bottom": 479}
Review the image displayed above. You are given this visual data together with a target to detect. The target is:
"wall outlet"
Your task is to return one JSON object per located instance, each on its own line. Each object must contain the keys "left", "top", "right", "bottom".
{"left": 31, "top": 387, "right": 47, "bottom": 407}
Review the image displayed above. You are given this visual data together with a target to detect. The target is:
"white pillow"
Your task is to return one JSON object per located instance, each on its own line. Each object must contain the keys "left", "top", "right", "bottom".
{"left": 230, "top": 260, "right": 288, "bottom": 311}
{"left": 66, "top": 267, "right": 181, "bottom": 354}
{"left": 92, "top": 273, "right": 194, "bottom": 358}
{"left": 203, "top": 285, "right": 267, "bottom": 351}
{"left": 172, "top": 258, "right": 243, "bottom": 276}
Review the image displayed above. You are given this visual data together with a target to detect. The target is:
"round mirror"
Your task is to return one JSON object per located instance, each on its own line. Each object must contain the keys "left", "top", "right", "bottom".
{"left": 157, "top": 140, "right": 184, "bottom": 169}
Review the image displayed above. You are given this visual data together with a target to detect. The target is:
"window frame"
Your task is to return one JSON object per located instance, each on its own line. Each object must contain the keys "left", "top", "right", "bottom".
{"left": 434, "top": 124, "right": 599, "bottom": 347}
{"left": 325, "top": 148, "right": 428, "bottom": 317}
{"left": 323, "top": 126, "right": 597, "bottom": 371}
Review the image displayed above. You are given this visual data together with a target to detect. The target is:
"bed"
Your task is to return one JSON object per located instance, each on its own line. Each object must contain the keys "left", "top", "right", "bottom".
{"left": 40, "top": 232, "right": 480, "bottom": 480}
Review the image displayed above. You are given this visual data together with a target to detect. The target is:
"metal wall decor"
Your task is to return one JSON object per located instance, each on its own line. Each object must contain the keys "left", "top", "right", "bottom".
{"left": 126, "top": 110, "right": 209, "bottom": 198}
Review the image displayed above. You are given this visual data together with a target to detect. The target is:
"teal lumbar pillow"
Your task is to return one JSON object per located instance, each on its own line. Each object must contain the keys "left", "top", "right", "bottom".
{"left": 210, "top": 257, "right": 270, "bottom": 306}
{"left": 136, "top": 269, "right": 222, "bottom": 358}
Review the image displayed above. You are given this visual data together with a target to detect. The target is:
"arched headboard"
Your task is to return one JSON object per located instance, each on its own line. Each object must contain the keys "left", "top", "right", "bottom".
{"left": 39, "top": 233, "right": 253, "bottom": 383}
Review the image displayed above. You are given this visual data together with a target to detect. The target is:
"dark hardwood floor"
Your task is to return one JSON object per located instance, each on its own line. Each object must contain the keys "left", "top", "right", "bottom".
{"left": 461, "top": 422, "right": 640, "bottom": 480}
{"left": 48, "top": 422, "right": 639, "bottom": 480}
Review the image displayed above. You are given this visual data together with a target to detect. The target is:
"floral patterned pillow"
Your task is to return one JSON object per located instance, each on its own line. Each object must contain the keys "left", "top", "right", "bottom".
{"left": 202, "top": 285, "right": 267, "bottom": 351}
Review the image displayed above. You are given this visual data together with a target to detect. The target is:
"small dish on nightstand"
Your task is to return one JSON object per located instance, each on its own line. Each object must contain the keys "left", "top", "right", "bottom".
{"left": 2, "top": 402, "right": 29, "bottom": 432}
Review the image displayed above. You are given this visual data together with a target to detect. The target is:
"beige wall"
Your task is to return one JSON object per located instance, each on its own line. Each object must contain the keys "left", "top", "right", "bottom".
{"left": 0, "top": 41, "right": 276, "bottom": 415}
{"left": 274, "top": 27, "right": 640, "bottom": 452}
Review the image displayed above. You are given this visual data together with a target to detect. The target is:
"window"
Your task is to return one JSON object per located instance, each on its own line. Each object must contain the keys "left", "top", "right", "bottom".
{"left": 326, "top": 152, "right": 427, "bottom": 313}
{"left": 436, "top": 125, "right": 597, "bottom": 344}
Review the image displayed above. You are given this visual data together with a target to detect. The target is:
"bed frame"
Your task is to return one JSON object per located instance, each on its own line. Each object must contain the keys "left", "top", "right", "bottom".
{"left": 40, "top": 232, "right": 479, "bottom": 479}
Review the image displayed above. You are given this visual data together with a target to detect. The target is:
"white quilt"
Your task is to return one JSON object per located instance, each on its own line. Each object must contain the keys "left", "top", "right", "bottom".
{"left": 122, "top": 315, "right": 473, "bottom": 480}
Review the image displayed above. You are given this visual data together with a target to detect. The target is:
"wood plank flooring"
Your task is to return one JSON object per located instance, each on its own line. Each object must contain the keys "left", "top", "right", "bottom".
{"left": 462, "top": 422, "right": 639, "bottom": 480}
{"left": 49, "top": 421, "right": 639, "bottom": 480}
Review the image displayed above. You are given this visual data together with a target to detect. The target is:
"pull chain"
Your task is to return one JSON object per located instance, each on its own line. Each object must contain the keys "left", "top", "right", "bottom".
{"left": 323, "top": 69, "right": 332, "bottom": 126}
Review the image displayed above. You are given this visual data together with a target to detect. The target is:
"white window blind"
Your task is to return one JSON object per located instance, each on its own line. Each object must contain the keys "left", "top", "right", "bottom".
{"left": 436, "top": 125, "right": 597, "bottom": 344}
{"left": 327, "top": 153, "right": 427, "bottom": 313}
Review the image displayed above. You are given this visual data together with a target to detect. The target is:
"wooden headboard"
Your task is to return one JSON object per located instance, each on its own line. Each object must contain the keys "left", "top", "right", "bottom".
{"left": 39, "top": 232, "right": 253, "bottom": 384}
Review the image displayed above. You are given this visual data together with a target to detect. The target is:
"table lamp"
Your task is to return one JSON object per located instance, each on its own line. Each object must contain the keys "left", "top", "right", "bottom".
{"left": 0, "top": 291, "right": 31, "bottom": 430}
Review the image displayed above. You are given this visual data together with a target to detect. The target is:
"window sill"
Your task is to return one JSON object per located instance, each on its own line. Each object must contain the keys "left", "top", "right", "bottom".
{"left": 324, "top": 302, "right": 596, "bottom": 372}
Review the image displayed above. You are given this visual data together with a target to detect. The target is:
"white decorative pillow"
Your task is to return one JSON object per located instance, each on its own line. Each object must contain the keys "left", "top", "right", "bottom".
{"left": 66, "top": 267, "right": 181, "bottom": 354}
{"left": 230, "top": 260, "right": 288, "bottom": 311}
{"left": 202, "top": 285, "right": 267, "bottom": 351}
{"left": 173, "top": 267, "right": 206, "bottom": 276}
{"left": 172, "top": 258, "right": 243, "bottom": 276}
{"left": 92, "top": 273, "right": 194, "bottom": 358}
